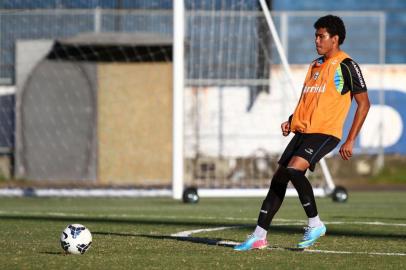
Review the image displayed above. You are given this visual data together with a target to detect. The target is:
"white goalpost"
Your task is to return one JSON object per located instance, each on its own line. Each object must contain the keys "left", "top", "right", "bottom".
{"left": 173, "top": 0, "right": 186, "bottom": 200}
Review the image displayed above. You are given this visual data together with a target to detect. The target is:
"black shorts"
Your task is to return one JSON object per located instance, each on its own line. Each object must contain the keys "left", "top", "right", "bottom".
{"left": 278, "top": 133, "right": 340, "bottom": 171}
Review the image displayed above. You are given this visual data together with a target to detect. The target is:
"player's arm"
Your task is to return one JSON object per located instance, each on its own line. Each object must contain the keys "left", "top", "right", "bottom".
{"left": 340, "top": 92, "right": 370, "bottom": 160}
{"left": 281, "top": 115, "right": 293, "bottom": 136}
{"left": 339, "top": 59, "right": 370, "bottom": 160}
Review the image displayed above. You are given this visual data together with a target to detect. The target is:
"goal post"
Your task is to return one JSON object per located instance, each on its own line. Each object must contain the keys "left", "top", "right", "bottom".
{"left": 173, "top": 0, "right": 185, "bottom": 200}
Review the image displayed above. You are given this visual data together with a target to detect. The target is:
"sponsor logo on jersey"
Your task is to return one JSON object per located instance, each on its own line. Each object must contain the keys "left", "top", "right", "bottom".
{"left": 313, "top": 71, "right": 320, "bottom": 80}
{"left": 351, "top": 61, "right": 365, "bottom": 88}
{"left": 303, "top": 84, "right": 326, "bottom": 93}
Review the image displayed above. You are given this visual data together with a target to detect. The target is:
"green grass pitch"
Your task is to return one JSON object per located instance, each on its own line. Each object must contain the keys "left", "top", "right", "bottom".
{"left": 0, "top": 192, "right": 405, "bottom": 269}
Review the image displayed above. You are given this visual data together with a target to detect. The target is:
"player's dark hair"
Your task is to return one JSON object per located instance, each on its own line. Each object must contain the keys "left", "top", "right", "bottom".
{"left": 314, "top": 15, "right": 346, "bottom": 45}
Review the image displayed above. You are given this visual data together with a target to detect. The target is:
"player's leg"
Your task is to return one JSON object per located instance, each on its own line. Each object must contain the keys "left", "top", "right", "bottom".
{"left": 287, "top": 134, "right": 340, "bottom": 248}
{"left": 234, "top": 166, "right": 290, "bottom": 251}
{"left": 234, "top": 134, "right": 303, "bottom": 251}
{"left": 286, "top": 156, "right": 319, "bottom": 221}
{"left": 285, "top": 156, "right": 326, "bottom": 248}
{"left": 257, "top": 166, "right": 290, "bottom": 231}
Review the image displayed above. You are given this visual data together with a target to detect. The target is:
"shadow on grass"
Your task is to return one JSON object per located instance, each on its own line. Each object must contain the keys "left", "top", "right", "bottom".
{"left": 39, "top": 251, "right": 65, "bottom": 255}
{"left": 1, "top": 214, "right": 405, "bottom": 240}
{"left": 92, "top": 231, "right": 306, "bottom": 252}
{"left": 94, "top": 231, "right": 237, "bottom": 248}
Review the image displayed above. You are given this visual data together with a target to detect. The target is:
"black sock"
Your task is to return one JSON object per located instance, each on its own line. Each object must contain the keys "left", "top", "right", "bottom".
{"left": 286, "top": 167, "right": 318, "bottom": 218}
{"left": 257, "top": 167, "right": 289, "bottom": 230}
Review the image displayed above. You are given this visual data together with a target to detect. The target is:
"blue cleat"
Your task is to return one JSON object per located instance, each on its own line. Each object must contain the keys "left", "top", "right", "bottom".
{"left": 234, "top": 234, "right": 268, "bottom": 251}
{"left": 297, "top": 224, "right": 326, "bottom": 248}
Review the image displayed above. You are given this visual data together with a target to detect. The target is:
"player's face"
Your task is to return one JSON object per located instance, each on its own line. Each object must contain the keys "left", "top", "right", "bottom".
{"left": 315, "top": 28, "right": 334, "bottom": 56}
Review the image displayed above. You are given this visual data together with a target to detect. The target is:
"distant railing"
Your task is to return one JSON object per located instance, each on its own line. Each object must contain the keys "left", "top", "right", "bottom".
{"left": 0, "top": 9, "right": 385, "bottom": 85}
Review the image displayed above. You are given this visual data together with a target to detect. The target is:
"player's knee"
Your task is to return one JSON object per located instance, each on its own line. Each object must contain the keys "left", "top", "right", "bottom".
{"left": 285, "top": 167, "right": 306, "bottom": 178}
{"left": 271, "top": 166, "right": 290, "bottom": 185}
{"left": 269, "top": 177, "right": 288, "bottom": 194}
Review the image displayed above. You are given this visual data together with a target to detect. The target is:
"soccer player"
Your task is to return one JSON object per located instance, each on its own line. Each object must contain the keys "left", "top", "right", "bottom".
{"left": 234, "top": 15, "right": 370, "bottom": 251}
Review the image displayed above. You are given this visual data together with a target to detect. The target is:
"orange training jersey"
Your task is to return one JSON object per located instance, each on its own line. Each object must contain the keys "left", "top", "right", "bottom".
{"left": 290, "top": 51, "right": 352, "bottom": 139}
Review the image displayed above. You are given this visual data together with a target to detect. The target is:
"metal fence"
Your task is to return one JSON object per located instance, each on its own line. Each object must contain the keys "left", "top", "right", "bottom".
{"left": 0, "top": 9, "right": 385, "bottom": 84}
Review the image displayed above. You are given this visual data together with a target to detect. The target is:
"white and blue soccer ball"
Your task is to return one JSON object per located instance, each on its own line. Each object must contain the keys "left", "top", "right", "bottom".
{"left": 60, "top": 224, "right": 92, "bottom": 255}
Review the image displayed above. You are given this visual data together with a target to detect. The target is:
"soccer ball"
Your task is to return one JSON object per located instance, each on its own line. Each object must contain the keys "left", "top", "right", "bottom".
{"left": 60, "top": 224, "right": 92, "bottom": 254}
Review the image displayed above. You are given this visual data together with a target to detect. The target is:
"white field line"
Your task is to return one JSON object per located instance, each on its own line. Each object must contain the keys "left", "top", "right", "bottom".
{"left": 171, "top": 226, "right": 240, "bottom": 237}
{"left": 1, "top": 211, "right": 406, "bottom": 227}
{"left": 303, "top": 249, "right": 406, "bottom": 256}
{"left": 324, "top": 221, "right": 406, "bottom": 227}
{"left": 171, "top": 226, "right": 406, "bottom": 257}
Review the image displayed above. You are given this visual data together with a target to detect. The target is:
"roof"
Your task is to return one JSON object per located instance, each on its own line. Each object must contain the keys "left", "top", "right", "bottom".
{"left": 59, "top": 32, "right": 173, "bottom": 46}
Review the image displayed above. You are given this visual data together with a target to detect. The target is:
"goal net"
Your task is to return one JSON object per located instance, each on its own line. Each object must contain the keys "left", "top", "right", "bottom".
{"left": 177, "top": 2, "right": 385, "bottom": 198}
{"left": 0, "top": 1, "right": 385, "bottom": 197}
{"left": 181, "top": 1, "right": 302, "bottom": 197}
{"left": 11, "top": 1, "right": 299, "bottom": 191}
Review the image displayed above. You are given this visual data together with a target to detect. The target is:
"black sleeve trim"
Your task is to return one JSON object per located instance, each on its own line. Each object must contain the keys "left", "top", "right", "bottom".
{"left": 340, "top": 58, "right": 367, "bottom": 95}
{"left": 288, "top": 114, "right": 293, "bottom": 124}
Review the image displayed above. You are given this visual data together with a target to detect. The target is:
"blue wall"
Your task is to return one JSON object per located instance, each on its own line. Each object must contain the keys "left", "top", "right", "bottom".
{"left": 274, "top": 0, "right": 406, "bottom": 11}
{"left": 0, "top": 1, "right": 173, "bottom": 9}
{"left": 342, "top": 90, "right": 406, "bottom": 154}
{"left": 0, "top": 0, "right": 259, "bottom": 10}
{"left": 274, "top": 0, "right": 406, "bottom": 64}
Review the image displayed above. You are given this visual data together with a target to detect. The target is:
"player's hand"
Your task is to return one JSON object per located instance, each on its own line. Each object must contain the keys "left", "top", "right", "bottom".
{"left": 281, "top": 121, "right": 290, "bottom": 136}
{"left": 339, "top": 140, "right": 354, "bottom": 160}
